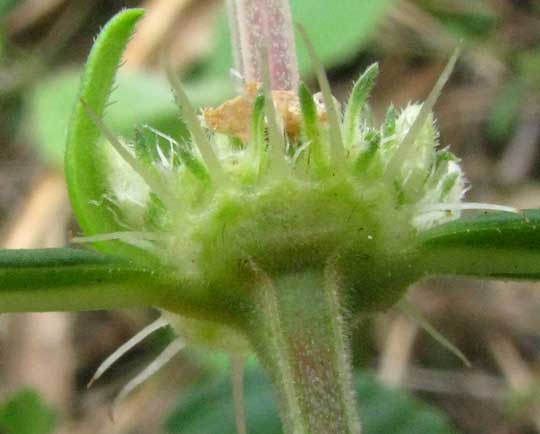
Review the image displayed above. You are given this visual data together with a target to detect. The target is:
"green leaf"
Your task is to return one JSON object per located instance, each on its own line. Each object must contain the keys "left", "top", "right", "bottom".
{"left": 343, "top": 63, "right": 379, "bottom": 147}
{"left": 0, "top": 248, "right": 173, "bottom": 312}
{"left": 165, "top": 366, "right": 459, "bottom": 434}
{"left": 0, "top": 389, "right": 56, "bottom": 434}
{"left": 64, "top": 8, "right": 146, "bottom": 259}
{"left": 204, "top": 0, "right": 398, "bottom": 79}
{"left": 418, "top": 209, "right": 540, "bottom": 279}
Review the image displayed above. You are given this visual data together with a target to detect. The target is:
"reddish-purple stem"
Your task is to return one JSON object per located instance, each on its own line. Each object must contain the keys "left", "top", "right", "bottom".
{"left": 227, "top": 0, "right": 299, "bottom": 91}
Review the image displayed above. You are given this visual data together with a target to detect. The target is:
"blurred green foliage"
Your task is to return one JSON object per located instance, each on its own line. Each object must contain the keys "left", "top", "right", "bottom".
{"left": 419, "top": 0, "right": 497, "bottom": 39}
{"left": 166, "top": 366, "right": 460, "bottom": 434}
{"left": 28, "top": 69, "right": 231, "bottom": 168}
{"left": 0, "top": 0, "right": 17, "bottom": 19}
{"left": 0, "top": 389, "right": 56, "bottom": 434}
{"left": 488, "top": 51, "right": 540, "bottom": 142}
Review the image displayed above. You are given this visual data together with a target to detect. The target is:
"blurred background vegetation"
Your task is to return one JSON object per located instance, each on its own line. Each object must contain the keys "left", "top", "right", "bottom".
{"left": 1, "top": 0, "right": 540, "bottom": 433}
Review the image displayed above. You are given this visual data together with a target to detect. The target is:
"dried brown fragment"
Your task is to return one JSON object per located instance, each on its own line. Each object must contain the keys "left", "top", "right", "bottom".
{"left": 203, "top": 81, "right": 327, "bottom": 142}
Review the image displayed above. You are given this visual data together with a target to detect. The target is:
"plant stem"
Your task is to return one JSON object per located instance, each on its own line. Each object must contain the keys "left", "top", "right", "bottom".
{"left": 248, "top": 268, "right": 361, "bottom": 434}
{"left": 228, "top": 0, "right": 299, "bottom": 90}
{"left": 0, "top": 248, "right": 173, "bottom": 312}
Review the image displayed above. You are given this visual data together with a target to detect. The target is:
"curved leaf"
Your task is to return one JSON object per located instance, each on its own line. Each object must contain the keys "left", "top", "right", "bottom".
{"left": 0, "top": 248, "right": 172, "bottom": 312}
{"left": 418, "top": 209, "right": 540, "bottom": 279}
{"left": 64, "top": 9, "right": 146, "bottom": 259}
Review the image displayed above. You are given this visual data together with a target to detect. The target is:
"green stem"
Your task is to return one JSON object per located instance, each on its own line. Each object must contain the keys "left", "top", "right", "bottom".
{"left": 418, "top": 209, "right": 540, "bottom": 279}
{"left": 247, "top": 269, "right": 361, "bottom": 434}
{"left": 0, "top": 248, "right": 173, "bottom": 312}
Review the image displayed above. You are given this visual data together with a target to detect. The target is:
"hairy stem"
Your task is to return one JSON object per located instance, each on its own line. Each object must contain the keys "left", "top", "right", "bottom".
{"left": 228, "top": 0, "right": 299, "bottom": 90}
{"left": 0, "top": 248, "right": 173, "bottom": 312}
{"left": 248, "top": 269, "right": 361, "bottom": 434}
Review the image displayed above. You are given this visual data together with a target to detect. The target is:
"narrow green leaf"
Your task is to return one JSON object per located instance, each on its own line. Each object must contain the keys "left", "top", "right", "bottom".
{"left": 251, "top": 94, "right": 267, "bottom": 174}
{"left": 0, "top": 248, "right": 172, "bottom": 312}
{"left": 64, "top": 9, "right": 146, "bottom": 259}
{"left": 418, "top": 209, "right": 540, "bottom": 279}
{"left": 343, "top": 63, "right": 379, "bottom": 148}
{"left": 299, "top": 82, "right": 325, "bottom": 170}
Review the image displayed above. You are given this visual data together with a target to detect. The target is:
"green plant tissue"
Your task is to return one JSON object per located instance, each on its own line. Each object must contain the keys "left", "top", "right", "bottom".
{"left": 0, "top": 389, "right": 56, "bottom": 434}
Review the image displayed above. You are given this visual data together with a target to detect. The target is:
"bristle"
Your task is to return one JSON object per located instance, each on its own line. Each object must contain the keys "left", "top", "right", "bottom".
{"left": 111, "top": 337, "right": 185, "bottom": 420}
{"left": 140, "top": 126, "right": 178, "bottom": 168}
{"left": 72, "top": 231, "right": 163, "bottom": 252}
{"left": 142, "top": 125, "right": 210, "bottom": 182}
{"left": 291, "top": 141, "right": 311, "bottom": 165}
{"left": 421, "top": 202, "right": 519, "bottom": 214}
{"left": 297, "top": 24, "right": 344, "bottom": 164}
{"left": 156, "top": 142, "right": 172, "bottom": 168}
{"left": 399, "top": 299, "right": 471, "bottom": 367}
{"left": 87, "top": 317, "right": 169, "bottom": 388}
{"left": 164, "top": 62, "right": 227, "bottom": 184}
{"left": 343, "top": 64, "right": 379, "bottom": 148}
{"left": 386, "top": 48, "right": 461, "bottom": 177}
{"left": 81, "top": 99, "right": 176, "bottom": 207}
{"left": 72, "top": 231, "right": 164, "bottom": 243}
